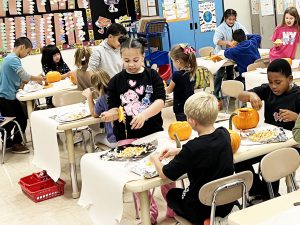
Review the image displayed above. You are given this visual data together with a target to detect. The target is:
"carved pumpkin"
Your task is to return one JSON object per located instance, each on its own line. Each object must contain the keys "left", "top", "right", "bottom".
{"left": 282, "top": 58, "right": 292, "bottom": 65}
{"left": 168, "top": 121, "right": 192, "bottom": 141}
{"left": 70, "top": 71, "right": 77, "bottom": 85}
{"left": 228, "top": 129, "right": 241, "bottom": 153}
{"left": 46, "top": 71, "right": 61, "bottom": 83}
{"left": 230, "top": 108, "right": 259, "bottom": 130}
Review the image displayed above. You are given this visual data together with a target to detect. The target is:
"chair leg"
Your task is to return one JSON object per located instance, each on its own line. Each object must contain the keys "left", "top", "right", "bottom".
{"left": 12, "top": 120, "right": 27, "bottom": 144}
{"left": 81, "top": 131, "right": 87, "bottom": 153}
{"left": 87, "top": 128, "right": 95, "bottom": 153}
{"left": 1, "top": 128, "right": 7, "bottom": 164}
{"left": 132, "top": 193, "right": 140, "bottom": 220}
{"left": 267, "top": 182, "right": 275, "bottom": 199}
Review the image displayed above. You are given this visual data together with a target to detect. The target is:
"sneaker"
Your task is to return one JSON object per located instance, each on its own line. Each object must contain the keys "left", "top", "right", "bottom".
{"left": 11, "top": 143, "right": 30, "bottom": 154}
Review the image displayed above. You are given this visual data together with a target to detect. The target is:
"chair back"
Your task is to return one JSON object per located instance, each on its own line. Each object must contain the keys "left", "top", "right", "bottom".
{"left": 247, "top": 62, "right": 266, "bottom": 72}
{"left": 261, "top": 148, "right": 300, "bottom": 183}
{"left": 199, "top": 46, "right": 214, "bottom": 57}
{"left": 221, "top": 80, "right": 244, "bottom": 98}
{"left": 52, "top": 91, "right": 86, "bottom": 107}
{"left": 199, "top": 171, "right": 253, "bottom": 207}
{"left": 254, "top": 58, "right": 270, "bottom": 67}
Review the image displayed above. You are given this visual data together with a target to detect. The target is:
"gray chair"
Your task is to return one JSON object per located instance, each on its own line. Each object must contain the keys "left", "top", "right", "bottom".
{"left": 0, "top": 117, "right": 27, "bottom": 164}
{"left": 52, "top": 91, "right": 95, "bottom": 153}
{"left": 221, "top": 80, "right": 244, "bottom": 113}
{"left": 247, "top": 61, "right": 267, "bottom": 72}
{"left": 260, "top": 148, "right": 300, "bottom": 198}
{"left": 175, "top": 171, "right": 253, "bottom": 225}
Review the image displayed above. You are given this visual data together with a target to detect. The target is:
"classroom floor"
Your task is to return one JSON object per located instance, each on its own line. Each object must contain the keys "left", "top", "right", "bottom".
{"left": 0, "top": 103, "right": 299, "bottom": 225}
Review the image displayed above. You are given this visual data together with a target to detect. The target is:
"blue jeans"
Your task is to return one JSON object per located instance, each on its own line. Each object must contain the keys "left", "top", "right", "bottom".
{"left": 214, "top": 65, "right": 234, "bottom": 99}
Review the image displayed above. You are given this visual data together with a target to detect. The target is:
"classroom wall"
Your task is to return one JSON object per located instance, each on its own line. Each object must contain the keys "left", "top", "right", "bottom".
{"left": 223, "top": 0, "right": 252, "bottom": 33}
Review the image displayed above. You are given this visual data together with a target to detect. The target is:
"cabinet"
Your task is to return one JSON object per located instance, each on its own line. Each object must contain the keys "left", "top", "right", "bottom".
{"left": 156, "top": 0, "right": 224, "bottom": 54}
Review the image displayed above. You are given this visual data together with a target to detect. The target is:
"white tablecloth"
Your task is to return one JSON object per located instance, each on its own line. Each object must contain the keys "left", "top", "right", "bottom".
{"left": 259, "top": 207, "right": 300, "bottom": 225}
{"left": 196, "top": 57, "right": 228, "bottom": 75}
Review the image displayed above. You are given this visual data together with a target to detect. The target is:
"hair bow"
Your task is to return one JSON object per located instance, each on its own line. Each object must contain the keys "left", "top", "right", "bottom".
{"left": 179, "top": 43, "right": 196, "bottom": 55}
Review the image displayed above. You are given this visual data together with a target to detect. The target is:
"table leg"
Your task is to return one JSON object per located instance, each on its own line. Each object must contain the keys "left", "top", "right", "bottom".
{"left": 65, "top": 129, "right": 80, "bottom": 199}
{"left": 26, "top": 100, "right": 34, "bottom": 123}
{"left": 139, "top": 191, "right": 151, "bottom": 225}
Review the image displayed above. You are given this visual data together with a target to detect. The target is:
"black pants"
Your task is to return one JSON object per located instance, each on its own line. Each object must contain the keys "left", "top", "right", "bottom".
{"left": 166, "top": 188, "right": 233, "bottom": 224}
{"left": 0, "top": 97, "right": 27, "bottom": 144}
{"left": 175, "top": 112, "right": 187, "bottom": 121}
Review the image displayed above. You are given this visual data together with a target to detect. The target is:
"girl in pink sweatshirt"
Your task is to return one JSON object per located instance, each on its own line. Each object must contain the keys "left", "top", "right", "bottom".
{"left": 270, "top": 7, "right": 300, "bottom": 61}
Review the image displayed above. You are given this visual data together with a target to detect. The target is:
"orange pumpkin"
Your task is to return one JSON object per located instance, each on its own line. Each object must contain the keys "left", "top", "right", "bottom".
{"left": 70, "top": 71, "right": 77, "bottom": 85}
{"left": 228, "top": 129, "right": 241, "bottom": 153}
{"left": 282, "top": 58, "right": 292, "bottom": 65}
{"left": 46, "top": 71, "right": 61, "bottom": 83}
{"left": 230, "top": 108, "right": 259, "bottom": 130}
{"left": 168, "top": 121, "right": 192, "bottom": 141}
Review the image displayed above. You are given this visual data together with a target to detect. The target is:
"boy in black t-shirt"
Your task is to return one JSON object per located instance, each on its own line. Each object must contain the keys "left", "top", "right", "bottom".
{"left": 150, "top": 92, "right": 235, "bottom": 224}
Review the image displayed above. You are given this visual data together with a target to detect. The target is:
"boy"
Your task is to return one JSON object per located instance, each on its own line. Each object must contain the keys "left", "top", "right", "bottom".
{"left": 88, "top": 23, "right": 127, "bottom": 77}
{"left": 0, "top": 37, "right": 43, "bottom": 153}
{"left": 224, "top": 29, "right": 261, "bottom": 82}
{"left": 150, "top": 92, "right": 235, "bottom": 224}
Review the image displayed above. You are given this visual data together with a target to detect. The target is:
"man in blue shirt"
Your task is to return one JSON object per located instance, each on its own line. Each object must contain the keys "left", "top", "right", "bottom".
{"left": 225, "top": 29, "right": 261, "bottom": 83}
{"left": 0, "top": 37, "right": 43, "bottom": 153}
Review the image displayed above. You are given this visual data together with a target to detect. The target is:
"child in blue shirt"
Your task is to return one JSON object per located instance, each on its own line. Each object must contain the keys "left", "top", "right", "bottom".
{"left": 0, "top": 37, "right": 43, "bottom": 153}
{"left": 225, "top": 29, "right": 261, "bottom": 82}
{"left": 82, "top": 69, "right": 116, "bottom": 148}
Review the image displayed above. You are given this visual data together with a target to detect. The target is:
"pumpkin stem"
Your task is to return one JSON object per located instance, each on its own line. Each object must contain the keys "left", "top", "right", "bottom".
{"left": 229, "top": 113, "right": 237, "bottom": 130}
{"left": 174, "top": 133, "right": 181, "bottom": 148}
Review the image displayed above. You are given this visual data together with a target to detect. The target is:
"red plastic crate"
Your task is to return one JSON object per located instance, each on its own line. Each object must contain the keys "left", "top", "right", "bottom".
{"left": 158, "top": 64, "right": 171, "bottom": 81}
{"left": 19, "top": 171, "right": 51, "bottom": 189}
{"left": 18, "top": 171, "right": 65, "bottom": 203}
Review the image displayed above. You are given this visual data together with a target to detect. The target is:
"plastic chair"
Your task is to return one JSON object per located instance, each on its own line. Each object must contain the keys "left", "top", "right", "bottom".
{"left": 254, "top": 58, "right": 270, "bottom": 67}
{"left": 52, "top": 91, "right": 95, "bottom": 153}
{"left": 175, "top": 171, "right": 253, "bottom": 225}
{"left": 0, "top": 117, "right": 27, "bottom": 164}
{"left": 221, "top": 80, "right": 244, "bottom": 113}
{"left": 199, "top": 46, "right": 214, "bottom": 57}
{"left": 260, "top": 148, "right": 300, "bottom": 199}
{"left": 247, "top": 61, "right": 266, "bottom": 72}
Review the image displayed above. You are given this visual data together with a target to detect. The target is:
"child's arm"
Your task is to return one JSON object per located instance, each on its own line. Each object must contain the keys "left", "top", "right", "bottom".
{"left": 130, "top": 99, "right": 164, "bottom": 130}
{"left": 101, "top": 108, "right": 119, "bottom": 122}
{"left": 292, "top": 115, "right": 300, "bottom": 142}
{"left": 82, "top": 88, "right": 98, "bottom": 117}
{"left": 150, "top": 152, "right": 167, "bottom": 179}
{"left": 61, "top": 71, "right": 71, "bottom": 79}
{"left": 166, "top": 80, "right": 175, "bottom": 94}
{"left": 238, "top": 91, "right": 262, "bottom": 110}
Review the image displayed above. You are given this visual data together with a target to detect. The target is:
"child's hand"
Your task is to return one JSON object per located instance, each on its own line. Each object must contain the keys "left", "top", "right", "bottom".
{"left": 82, "top": 88, "right": 92, "bottom": 99}
{"left": 130, "top": 113, "right": 146, "bottom": 130}
{"left": 159, "top": 147, "right": 181, "bottom": 160}
{"left": 278, "top": 109, "right": 298, "bottom": 122}
{"left": 249, "top": 93, "right": 262, "bottom": 110}
{"left": 226, "top": 41, "right": 235, "bottom": 48}
{"left": 100, "top": 109, "right": 118, "bottom": 122}
{"left": 149, "top": 152, "right": 160, "bottom": 163}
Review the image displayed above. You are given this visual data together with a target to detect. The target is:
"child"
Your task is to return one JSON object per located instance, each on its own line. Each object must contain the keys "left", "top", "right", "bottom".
{"left": 166, "top": 43, "right": 197, "bottom": 121}
{"left": 224, "top": 29, "right": 261, "bottom": 81}
{"left": 74, "top": 46, "right": 92, "bottom": 91}
{"left": 0, "top": 37, "right": 43, "bottom": 153}
{"left": 236, "top": 59, "right": 300, "bottom": 201}
{"left": 88, "top": 23, "right": 127, "bottom": 77}
{"left": 150, "top": 92, "right": 235, "bottom": 224}
{"left": 41, "top": 44, "right": 71, "bottom": 79}
{"left": 213, "top": 9, "right": 248, "bottom": 101}
{"left": 269, "top": 7, "right": 300, "bottom": 61}
{"left": 101, "top": 37, "right": 175, "bottom": 224}
{"left": 82, "top": 69, "right": 116, "bottom": 148}
{"left": 41, "top": 45, "right": 71, "bottom": 105}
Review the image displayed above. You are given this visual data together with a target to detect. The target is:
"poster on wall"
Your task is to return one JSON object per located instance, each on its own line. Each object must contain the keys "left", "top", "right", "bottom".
{"left": 260, "top": 0, "right": 274, "bottom": 16}
{"left": 284, "top": 0, "right": 294, "bottom": 9}
{"left": 198, "top": 1, "right": 216, "bottom": 32}
{"left": 140, "top": 0, "right": 157, "bottom": 16}
{"left": 276, "top": 0, "right": 285, "bottom": 14}
{"left": 251, "top": 0, "right": 259, "bottom": 14}
{"left": 162, "top": 0, "right": 190, "bottom": 22}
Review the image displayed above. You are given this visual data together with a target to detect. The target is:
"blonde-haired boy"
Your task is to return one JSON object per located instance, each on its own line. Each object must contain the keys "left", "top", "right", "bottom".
{"left": 150, "top": 92, "right": 235, "bottom": 224}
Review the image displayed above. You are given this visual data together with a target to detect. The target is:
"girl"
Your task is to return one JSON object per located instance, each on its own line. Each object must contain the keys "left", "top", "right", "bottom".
{"left": 101, "top": 37, "right": 175, "bottom": 224}
{"left": 74, "top": 46, "right": 93, "bottom": 91}
{"left": 213, "top": 9, "right": 248, "bottom": 101}
{"left": 41, "top": 44, "right": 71, "bottom": 79}
{"left": 166, "top": 43, "right": 197, "bottom": 121}
{"left": 41, "top": 45, "right": 71, "bottom": 105}
{"left": 236, "top": 59, "right": 300, "bottom": 201}
{"left": 82, "top": 69, "right": 116, "bottom": 148}
{"left": 269, "top": 7, "right": 300, "bottom": 61}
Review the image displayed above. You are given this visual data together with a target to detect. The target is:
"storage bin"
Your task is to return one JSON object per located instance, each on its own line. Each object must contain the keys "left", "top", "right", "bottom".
{"left": 158, "top": 64, "right": 172, "bottom": 81}
{"left": 145, "top": 50, "right": 170, "bottom": 67}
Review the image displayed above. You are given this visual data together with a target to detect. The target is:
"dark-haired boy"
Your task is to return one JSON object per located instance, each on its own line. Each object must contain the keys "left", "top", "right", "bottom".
{"left": 88, "top": 23, "right": 127, "bottom": 77}
{"left": 0, "top": 37, "right": 43, "bottom": 153}
{"left": 224, "top": 29, "right": 261, "bottom": 82}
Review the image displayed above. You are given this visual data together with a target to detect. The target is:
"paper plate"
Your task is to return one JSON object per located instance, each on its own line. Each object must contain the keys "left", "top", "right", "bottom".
{"left": 56, "top": 109, "right": 90, "bottom": 122}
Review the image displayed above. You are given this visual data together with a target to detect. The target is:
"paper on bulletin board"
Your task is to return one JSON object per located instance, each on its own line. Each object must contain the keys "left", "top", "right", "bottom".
{"left": 251, "top": 0, "right": 259, "bottom": 14}
{"left": 140, "top": 0, "right": 158, "bottom": 16}
{"left": 260, "top": 0, "right": 274, "bottom": 16}
{"left": 199, "top": 1, "right": 216, "bottom": 32}
{"left": 276, "top": 0, "right": 284, "bottom": 14}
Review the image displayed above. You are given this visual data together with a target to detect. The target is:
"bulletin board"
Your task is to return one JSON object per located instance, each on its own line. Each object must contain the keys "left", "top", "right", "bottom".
{"left": 0, "top": 0, "right": 136, "bottom": 54}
